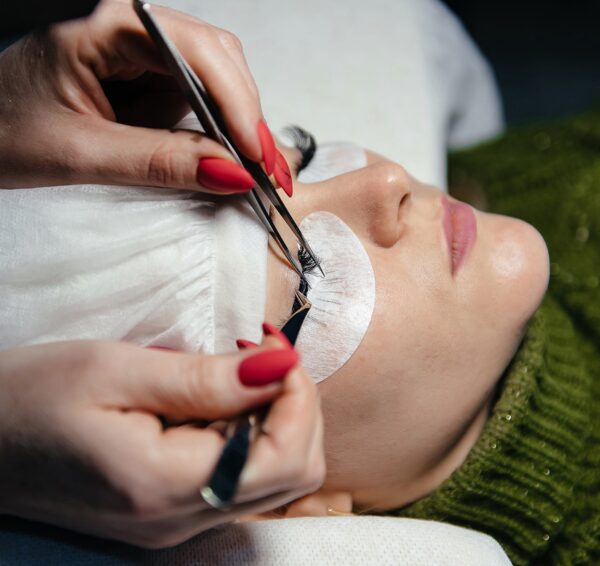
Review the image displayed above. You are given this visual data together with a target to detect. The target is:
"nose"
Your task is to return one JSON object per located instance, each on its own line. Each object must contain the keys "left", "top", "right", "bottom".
{"left": 333, "top": 161, "right": 413, "bottom": 248}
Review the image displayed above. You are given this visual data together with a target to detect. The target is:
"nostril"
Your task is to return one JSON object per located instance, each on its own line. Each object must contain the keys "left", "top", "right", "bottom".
{"left": 398, "top": 192, "right": 411, "bottom": 221}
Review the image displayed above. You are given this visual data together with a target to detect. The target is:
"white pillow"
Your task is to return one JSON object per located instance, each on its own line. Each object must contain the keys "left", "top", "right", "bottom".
{"left": 163, "top": 0, "right": 503, "bottom": 189}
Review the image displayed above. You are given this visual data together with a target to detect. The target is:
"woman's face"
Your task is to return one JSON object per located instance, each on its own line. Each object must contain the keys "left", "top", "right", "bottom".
{"left": 265, "top": 149, "right": 550, "bottom": 511}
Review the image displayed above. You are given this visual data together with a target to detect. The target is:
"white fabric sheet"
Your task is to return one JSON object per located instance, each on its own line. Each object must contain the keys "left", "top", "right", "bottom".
{"left": 0, "top": 184, "right": 267, "bottom": 353}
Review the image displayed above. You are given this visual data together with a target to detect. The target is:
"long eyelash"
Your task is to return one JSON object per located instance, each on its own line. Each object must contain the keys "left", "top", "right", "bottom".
{"left": 282, "top": 125, "right": 317, "bottom": 172}
{"left": 298, "top": 244, "right": 319, "bottom": 277}
{"left": 291, "top": 245, "right": 321, "bottom": 312}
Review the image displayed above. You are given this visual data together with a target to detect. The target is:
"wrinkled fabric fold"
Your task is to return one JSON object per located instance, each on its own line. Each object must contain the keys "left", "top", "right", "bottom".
{"left": 0, "top": 183, "right": 267, "bottom": 353}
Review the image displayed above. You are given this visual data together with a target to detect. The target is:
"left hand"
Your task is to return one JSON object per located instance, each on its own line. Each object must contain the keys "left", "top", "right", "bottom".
{"left": 0, "top": 0, "right": 275, "bottom": 191}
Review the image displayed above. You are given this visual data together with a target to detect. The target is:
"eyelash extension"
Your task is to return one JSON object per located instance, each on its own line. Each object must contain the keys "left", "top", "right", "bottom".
{"left": 298, "top": 244, "right": 319, "bottom": 276}
{"left": 291, "top": 244, "right": 320, "bottom": 312}
{"left": 282, "top": 125, "right": 317, "bottom": 173}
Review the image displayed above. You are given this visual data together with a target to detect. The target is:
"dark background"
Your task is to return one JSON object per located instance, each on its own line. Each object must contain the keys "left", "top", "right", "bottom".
{"left": 445, "top": 0, "right": 600, "bottom": 124}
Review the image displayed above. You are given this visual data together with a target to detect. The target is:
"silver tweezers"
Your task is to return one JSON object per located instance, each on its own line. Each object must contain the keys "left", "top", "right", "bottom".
{"left": 133, "top": 0, "right": 322, "bottom": 278}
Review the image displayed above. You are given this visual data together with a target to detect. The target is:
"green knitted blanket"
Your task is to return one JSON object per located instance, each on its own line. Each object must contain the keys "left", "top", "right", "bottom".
{"left": 394, "top": 107, "right": 600, "bottom": 566}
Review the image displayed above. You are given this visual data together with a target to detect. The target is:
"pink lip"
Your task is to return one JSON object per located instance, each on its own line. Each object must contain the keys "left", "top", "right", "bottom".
{"left": 441, "top": 196, "right": 477, "bottom": 276}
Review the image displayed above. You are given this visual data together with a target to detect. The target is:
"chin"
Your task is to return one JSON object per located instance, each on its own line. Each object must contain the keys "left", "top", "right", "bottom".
{"left": 486, "top": 214, "right": 550, "bottom": 325}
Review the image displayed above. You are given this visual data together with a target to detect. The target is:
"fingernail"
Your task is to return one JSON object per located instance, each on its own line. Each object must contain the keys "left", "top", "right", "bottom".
{"left": 196, "top": 158, "right": 255, "bottom": 193}
{"left": 236, "top": 339, "right": 258, "bottom": 350}
{"left": 274, "top": 150, "right": 293, "bottom": 197}
{"left": 263, "top": 322, "right": 293, "bottom": 349}
{"left": 257, "top": 119, "right": 276, "bottom": 175}
{"left": 238, "top": 348, "right": 299, "bottom": 386}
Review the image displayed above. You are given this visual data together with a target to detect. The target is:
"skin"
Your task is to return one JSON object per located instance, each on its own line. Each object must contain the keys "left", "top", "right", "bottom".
{"left": 264, "top": 147, "right": 550, "bottom": 515}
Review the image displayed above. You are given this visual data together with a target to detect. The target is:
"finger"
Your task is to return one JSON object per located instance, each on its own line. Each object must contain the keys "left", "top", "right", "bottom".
{"left": 92, "top": 1, "right": 268, "bottom": 167}
{"left": 235, "top": 366, "right": 322, "bottom": 501}
{"left": 97, "top": 402, "right": 303, "bottom": 518}
{"left": 213, "top": 26, "right": 260, "bottom": 102}
{"left": 69, "top": 115, "right": 256, "bottom": 193}
{"left": 115, "top": 486, "right": 311, "bottom": 549}
{"left": 157, "top": 16, "right": 267, "bottom": 166}
{"left": 95, "top": 339, "right": 296, "bottom": 421}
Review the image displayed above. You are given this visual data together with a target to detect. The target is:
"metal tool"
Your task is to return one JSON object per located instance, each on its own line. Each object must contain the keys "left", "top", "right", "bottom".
{"left": 134, "top": 0, "right": 319, "bottom": 509}
{"left": 133, "top": 0, "right": 323, "bottom": 279}
{"left": 200, "top": 291, "right": 311, "bottom": 510}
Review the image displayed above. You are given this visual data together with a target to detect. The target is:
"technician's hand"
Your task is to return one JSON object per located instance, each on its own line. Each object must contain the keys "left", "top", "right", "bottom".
{"left": 0, "top": 0, "right": 284, "bottom": 193}
{"left": 0, "top": 335, "right": 324, "bottom": 548}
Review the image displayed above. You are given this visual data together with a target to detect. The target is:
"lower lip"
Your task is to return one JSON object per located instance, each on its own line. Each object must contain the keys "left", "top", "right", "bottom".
{"left": 441, "top": 196, "right": 477, "bottom": 276}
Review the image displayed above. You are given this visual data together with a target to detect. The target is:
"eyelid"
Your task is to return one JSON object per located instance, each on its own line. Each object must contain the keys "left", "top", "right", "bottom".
{"left": 281, "top": 125, "right": 317, "bottom": 175}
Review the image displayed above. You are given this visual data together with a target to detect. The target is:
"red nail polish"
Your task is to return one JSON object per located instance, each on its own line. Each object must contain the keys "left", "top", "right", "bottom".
{"left": 238, "top": 348, "right": 299, "bottom": 386}
{"left": 274, "top": 150, "right": 293, "bottom": 197}
{"left": 262, "top": 322, "right": 293, "bottom": 349}
{"left": 257, "top": 119, "right": 276, "bottom": 175}
{"left": 236, "top": 339, "right": 258, "bottom": 350}
{"left": 196, "top": 158, "right": 255, "bottom": 193}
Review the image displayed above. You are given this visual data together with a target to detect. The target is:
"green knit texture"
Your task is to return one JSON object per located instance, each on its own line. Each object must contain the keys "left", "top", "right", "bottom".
{"left": 393, "top": 107, "right": 600, "bottom": 566}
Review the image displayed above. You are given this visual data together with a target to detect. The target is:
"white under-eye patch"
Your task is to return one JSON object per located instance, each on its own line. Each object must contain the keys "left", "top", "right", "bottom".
{"left": 297, "top": 142, "right": 368, "bottom": 183}
{"left": 295, "top": 212, "right": 376, "bottom": 383}
{"left": 276, "top": 130, "right": 367, "bottom": 184}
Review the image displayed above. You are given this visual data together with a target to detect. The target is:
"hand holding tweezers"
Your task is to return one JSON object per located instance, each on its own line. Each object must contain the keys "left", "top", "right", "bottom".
{"left": 132, "top": 0, "right": 322, "bottom": 279}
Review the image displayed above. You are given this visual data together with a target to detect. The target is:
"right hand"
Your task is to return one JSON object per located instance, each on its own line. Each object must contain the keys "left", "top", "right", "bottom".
{"left": 0, "top": 335, "right": 324, "bottom": 548}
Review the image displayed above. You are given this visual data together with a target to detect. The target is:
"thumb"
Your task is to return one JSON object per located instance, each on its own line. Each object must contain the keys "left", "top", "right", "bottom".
{"left": 107, "top": 339, "right": 298, "bottom": 421}
{"left": 75, "top": 117, "right": 256, "bottom": 194}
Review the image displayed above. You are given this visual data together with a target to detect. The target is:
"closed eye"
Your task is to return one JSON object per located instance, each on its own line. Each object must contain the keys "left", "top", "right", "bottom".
{"left": 282, "top": 126, "right": 317, "bottom": 176}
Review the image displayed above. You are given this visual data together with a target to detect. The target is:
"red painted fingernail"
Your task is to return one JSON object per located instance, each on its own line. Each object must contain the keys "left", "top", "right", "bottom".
{"left": 257, "top": 119, "right": 276, "bottom": 175}
{"left": 262, "top": 322, "right": 293, "bottom": 349}
{"left": 236, "top": 339, "right": 258, "bottom": 350}
{"left": 238, "top": 348, "right": 299, "bottom": 386}
{"left": 196, "top": 158, "right": 255, "bottom": 193}
{"left": 274, "top": 150, "right": 293, "bottom": 197}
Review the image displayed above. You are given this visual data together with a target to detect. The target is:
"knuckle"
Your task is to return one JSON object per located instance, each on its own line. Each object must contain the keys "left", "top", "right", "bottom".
{"left": 72, "top": 341, "right": 113, "bottom": 376}
{"left": 179, "top": 355, "right": 222, "bottom": 416}
{"left": 117, "top": 451, "right": 172, "bottom": 521}
{"left": 146, "top": 137, "right": 188, "bottom": 188}
{"left": 216, "top": 28, "right": 243, "bottom": 53}
{"left": 124, "top": 479, "right": 169, "bottom": 521}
